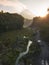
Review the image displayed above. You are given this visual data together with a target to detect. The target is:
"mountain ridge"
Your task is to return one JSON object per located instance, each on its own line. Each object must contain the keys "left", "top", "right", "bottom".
{"left": 20, "top": 9, "right": 34, "bottom": 19}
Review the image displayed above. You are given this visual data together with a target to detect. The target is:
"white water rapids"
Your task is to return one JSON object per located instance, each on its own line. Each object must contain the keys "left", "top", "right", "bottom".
{"left": 15, "top": 40, "right": 32, "bottom": 65}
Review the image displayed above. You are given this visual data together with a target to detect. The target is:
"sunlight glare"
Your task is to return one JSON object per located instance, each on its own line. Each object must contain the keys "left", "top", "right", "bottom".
{"left": 34, "top": 10, "right": 47, "bottom": 17}
{"left": 31, "top": 5, "right": 48, "bottom": 17}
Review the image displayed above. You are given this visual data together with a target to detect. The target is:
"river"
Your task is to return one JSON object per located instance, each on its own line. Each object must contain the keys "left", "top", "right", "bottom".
{"left": 15, "top": 29, "right": 49, "bottom": 65}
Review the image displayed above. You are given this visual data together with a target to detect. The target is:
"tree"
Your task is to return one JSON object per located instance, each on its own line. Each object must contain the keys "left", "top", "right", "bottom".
{"left": 0, "top": 12, "right": 24, "bottom": 32}
{"left": 47, "top": 8, "right": 49, "bottom": 14}
{"left": 0, "top": 10, "right": 3, "bottom": 13}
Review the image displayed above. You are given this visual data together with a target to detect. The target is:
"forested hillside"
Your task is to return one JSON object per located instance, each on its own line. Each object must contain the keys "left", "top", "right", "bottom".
{"left": 31, "top": 14, "right": 49, "bottom": 43}
{"left": 0, "top": 12, "right": 41, "bottom": 65}
{"left": 0, "top": 12, "right": 24, "bottom": 32}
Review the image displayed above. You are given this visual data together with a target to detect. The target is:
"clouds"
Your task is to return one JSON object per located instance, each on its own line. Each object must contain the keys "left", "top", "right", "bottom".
{"left": 0, "top": 0, "right": 17, "bottom": 6}
{"left": 0, "top": 0, "right": 26, "bottom": 13}
{"left": 1, "top": 0, "right": 48, "bottom": 15}
{"left": 0, "top": 4, "right": 15, "bottom": 13}
{"left": 19, "top": 0, "right": 49, "bottom": 16}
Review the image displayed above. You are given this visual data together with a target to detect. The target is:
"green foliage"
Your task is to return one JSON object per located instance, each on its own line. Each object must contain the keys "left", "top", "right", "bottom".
{"left": 32, "top": 14, "right": 49, "bottom": 43}
{"left": 0, "top": 11, "right": 41, "bottom": 65}
{"left": 39, "top": 15, "right": 49, "bottom": 43}
{"left": 0, "top": 28, "right": 41, "bottom": 65}
{"left": 0, "top": 12, "right": 24, "bottom": 32}
{"left": 40, "top": 24, "right": 49, "bottom": 42}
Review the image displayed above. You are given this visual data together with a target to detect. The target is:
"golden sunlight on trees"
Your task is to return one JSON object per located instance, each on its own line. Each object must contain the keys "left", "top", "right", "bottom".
{"left": 47, "top": 8, "right": 49, "bottom": 14}
{"left": 0, "top": 10, "right": 3, "bottom": 13}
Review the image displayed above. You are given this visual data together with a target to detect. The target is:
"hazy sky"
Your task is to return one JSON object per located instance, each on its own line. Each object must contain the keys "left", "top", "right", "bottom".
{"left": 20, "top": 0, "right": 49, "bottom": 16}
{"left": 0, "top": 0, "right": 26, "bottom": 13}
{"left": 0, "top": 0, "right": 49, "bottom": 16}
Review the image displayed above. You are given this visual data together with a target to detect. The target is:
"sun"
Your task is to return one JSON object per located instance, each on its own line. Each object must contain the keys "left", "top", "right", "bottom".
{"left": 34, "top": 10, "right": 47, "bottom": 17}
{"left": 31, "top": 6, "right": 48, "bottom": 17}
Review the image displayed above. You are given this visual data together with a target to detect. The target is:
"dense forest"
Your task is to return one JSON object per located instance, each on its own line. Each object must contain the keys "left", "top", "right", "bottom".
{"left": 0, "top": 12, "right": 41, "bottom": 65}
{"left": 0, "top": 12, "right": 24, "bottom": 32}
{"left": 1, "top": 11, "right": 49, "bottom": 65}
{"left": 31, "top": 14, "right": 49, "bottom": 43}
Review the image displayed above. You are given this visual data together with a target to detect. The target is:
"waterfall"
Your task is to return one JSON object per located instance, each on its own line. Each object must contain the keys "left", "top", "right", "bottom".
{"left": 15, "top": 40, "right": 32, "bottom": 65}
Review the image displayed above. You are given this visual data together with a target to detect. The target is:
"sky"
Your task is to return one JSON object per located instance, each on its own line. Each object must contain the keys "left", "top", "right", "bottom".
{"left": 0, "top": 0, "right": 49, "bottom": 16}
{"left": 0, "top": 0, "right": 26, "bottom": 13}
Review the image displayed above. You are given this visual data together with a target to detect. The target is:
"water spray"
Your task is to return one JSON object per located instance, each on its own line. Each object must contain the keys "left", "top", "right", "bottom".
{"left": 15, "top": 40, "right": 32, "bottom": 65}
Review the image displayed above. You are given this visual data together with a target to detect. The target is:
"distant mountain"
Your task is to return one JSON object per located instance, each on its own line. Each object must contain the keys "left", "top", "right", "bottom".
{"left": 23, "top": 19, "right": 33, "bottom": 28}
{"left": 20, "top": 9, "right": 34, "bottom": 19}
